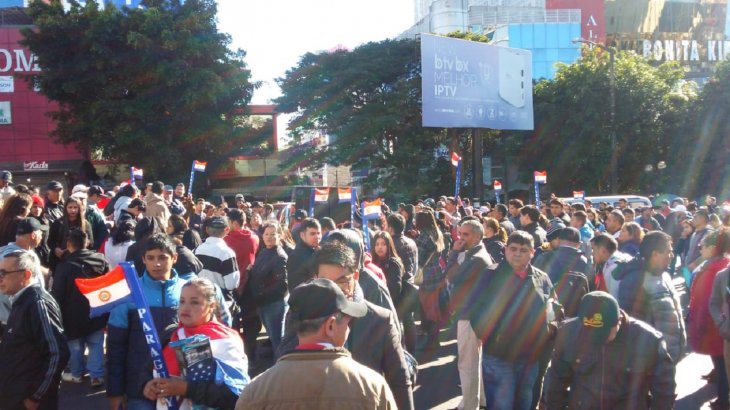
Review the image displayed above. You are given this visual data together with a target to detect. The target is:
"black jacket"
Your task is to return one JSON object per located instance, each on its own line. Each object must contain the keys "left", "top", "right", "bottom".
{"left": 249, "top": 245, "right": 288, "bottom": 306}
{"left": 286, "top": 242, "right": 316, "bottom": 291}
{"left": 533, "top": 246, "right": 594, "bottom": 289}
{"left": 0, "top": 285, "right": 69, "bottom": 408}
{"left": 43, "top": 200, "right": 64, "bottom": 225}
{"left": 545, "top": 313, "right": 676, "bottom": 410}
{"left": 47, "top": 218, "right": 94, "bottom": 271}
{"left": 469, "top": 261, "right": 554, "bottom": 363}
{"left": 51, "top": 249, "right": 110, "bottom": 340}
{"left": 446, "top": 242, "right": 494, "bottom": 320}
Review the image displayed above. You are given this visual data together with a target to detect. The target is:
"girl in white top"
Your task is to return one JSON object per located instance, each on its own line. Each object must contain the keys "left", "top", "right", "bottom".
{"left": 104, "top": 219, "right": 135, "bottom": 268}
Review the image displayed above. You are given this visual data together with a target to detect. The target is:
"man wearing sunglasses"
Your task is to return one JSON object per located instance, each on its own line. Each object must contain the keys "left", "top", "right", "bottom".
{"left": 0, "top": 250, "right": 69, "bottom": 410}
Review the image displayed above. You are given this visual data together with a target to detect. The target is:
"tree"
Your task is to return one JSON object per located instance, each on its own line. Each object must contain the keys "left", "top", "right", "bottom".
{"left": 275, "top": 39, "right": 465, "bottom": 199}
{"left": 517, "top": 47, "right": 692, "bottom": 195}
{"left": 21, "top": 0, "right": 256, "bottom": 180}
{"left": 689, "top": 59, "right": 730, "bottom": 200}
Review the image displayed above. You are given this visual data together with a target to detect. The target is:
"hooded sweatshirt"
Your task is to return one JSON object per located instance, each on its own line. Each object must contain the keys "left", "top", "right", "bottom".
{"left": 225, "top": 228, "right": 259, "bottom": 291}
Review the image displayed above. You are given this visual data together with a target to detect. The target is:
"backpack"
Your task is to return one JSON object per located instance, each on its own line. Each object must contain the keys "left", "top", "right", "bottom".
{"left": 551, "top": 270, "right": 589, "bottom": 318}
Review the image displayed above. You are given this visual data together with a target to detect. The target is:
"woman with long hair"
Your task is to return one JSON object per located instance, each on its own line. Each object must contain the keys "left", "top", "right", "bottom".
{"left": 482, "top": 217, "right": 507, "bottom": 264}
{"left": 586, "top": 208, "right": 605, "bottom": 233}
{"left": 693, "top": 230, "right": 730, "bottom": 409}
{"left": 0, "top": 193, "right": 32, "bottom": 246}
{"left": 143, "top": 278, "right": 248, "bottom": 409}
{"left": 247, "top": 221, "right": 289, "bottom": 354}
{"left": 47, "top": 196, "right": 93, "bottom": 270}
{"left": 618, "top": 221, "right": 644, "bottom": 257}
{"left": 371, "top": 230, "right": 405, "bottom": 308}
{"left": 415, "top": 210, "right": 447, "bottom": 347}
{"left": 104, "top": 219, "right": 136, "bottom": 268}
{"left": 166, "top": 214, "right": 202, "bottom": 251}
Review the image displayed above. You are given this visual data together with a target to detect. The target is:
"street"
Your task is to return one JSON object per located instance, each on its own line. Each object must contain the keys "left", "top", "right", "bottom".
{"left": 59, "top": 325, "right": 717, "bottom": 409}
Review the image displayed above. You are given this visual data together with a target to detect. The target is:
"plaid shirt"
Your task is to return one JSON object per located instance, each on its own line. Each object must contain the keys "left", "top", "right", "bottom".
{"left": 415, "top": 232, "right": 446, "bottom": 291}
{"left": 393, "top": 234, "right": 418, "bottom": 282}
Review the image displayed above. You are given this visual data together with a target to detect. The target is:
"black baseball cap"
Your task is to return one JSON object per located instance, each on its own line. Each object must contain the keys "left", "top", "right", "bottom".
{"left": 208, "top": 216, "right": 228, "bottom": 229}
{"left": 16, "top": 218, "right": 48, "bottom": 235}
{"left": 289, "top": 278, "right": 367, "bottom": 321}
{"left": 46, "top": 181, "right": 63, "bottom": 191}
{"left": 578, "top": 291, "right": 621, "bottom": 345}
{"left": 235, "top": 194, "right": 245, "bottom": 201}
{"left": 88, "top": 185, "right": 104, "bottom": 196}
{"left": 294, "top": 209, "right": 308, "bottom": 221}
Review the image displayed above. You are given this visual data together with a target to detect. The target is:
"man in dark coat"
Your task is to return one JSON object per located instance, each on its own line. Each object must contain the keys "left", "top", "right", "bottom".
{"left": 0, "top": 249, "right": 69, "bottom": 409}
{"left": 545, "top": 291, "right": 676, "bottom": 409}
{"left": 286, "top": 218, "right": 321, "bottom": 291}
{"left": 277, "top": 241, "right": 414, "bottom": 410}
{"left": 51, "top": 229, "right": 109, "bottom": 387}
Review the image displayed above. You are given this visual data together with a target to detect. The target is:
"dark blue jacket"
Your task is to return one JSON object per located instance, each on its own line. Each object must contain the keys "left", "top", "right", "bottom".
{"left": 106, "top": 271, "right": 186, "bottom": 400}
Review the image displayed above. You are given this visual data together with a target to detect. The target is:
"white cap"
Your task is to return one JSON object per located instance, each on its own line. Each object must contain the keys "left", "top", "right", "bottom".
{"left": 71, "top": 184, "right": 89, "bottom": 194}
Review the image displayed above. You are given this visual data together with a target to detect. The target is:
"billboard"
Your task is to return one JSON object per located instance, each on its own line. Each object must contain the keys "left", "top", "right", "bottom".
{"left": 421, "top": 34, "right": 534, "bottom": 130}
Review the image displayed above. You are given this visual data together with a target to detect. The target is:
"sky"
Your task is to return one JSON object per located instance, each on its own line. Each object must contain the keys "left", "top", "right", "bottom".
{"left": 216, "top": 0, "right": 415, "bottom": 104}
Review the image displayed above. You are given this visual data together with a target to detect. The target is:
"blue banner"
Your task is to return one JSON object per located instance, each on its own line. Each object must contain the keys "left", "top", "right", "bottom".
{"left": 495, "top": 189, "right": 501, "bottom": 204}
{"left": 361, "top": 201, "right": 371, "bottom": 251}
{"left": 534, "top": 182, "right": 541, "bottom": 207}
{"left": 421, "top": 34, "right": 534, "bottom": 130}
{"left": 120, "top": 262, "right": 178, "bottom": 410}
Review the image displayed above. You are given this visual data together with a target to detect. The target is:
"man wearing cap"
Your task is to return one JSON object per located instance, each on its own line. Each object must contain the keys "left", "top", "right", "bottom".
{"left": 195, "top": 216, "right": 240, "bottom": 306}
{"left": 234, "top": 194, "right": 245, "bottom": 210}
{"left": 43, "top": 181, "right": 65, "bottom": 224}
{"left": 236, "top": 278, "right": 395, "bottom": 409}
{"left": 163, "top": 185, "right": 185, "bottom": 216}
{"left": 0, "top": 170, "right": 15, "bottom": 204}
{"left": 278, "top": 241, "right": 412, "bottom": 409}
{"left": 545, "top": 291, "right": 676, "bottom": 409}
{"left": 289, "top": 208, "right": 308, "bottom": 242}
{"left": 145, "top": 181, "right": 171, "bottom": 227}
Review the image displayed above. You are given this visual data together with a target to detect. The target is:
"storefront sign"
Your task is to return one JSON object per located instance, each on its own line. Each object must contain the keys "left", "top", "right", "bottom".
{"left": 547, "top": 0, "right": 606, "bottom": 43}
{"left": 0, "top": 76, "right": 14, "bottom": 93}
{"left": 23, "top": 161, "right": 50, "bottom": 171}
{"left": 0, "top": 101, "right": 11, "bottom": 124}
{"left": 0, "top": 49, "right": 41, "bottom": 73}
{"left": 613, "top": 35, "right": 730, "bottom": 63}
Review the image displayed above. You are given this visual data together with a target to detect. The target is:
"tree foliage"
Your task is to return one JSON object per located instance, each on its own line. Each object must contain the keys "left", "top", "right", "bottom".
{"left": 21, "top": 0, "right": 256, "bottom": 180}
{"left": 690, "top": 59, "right": 730, "bottom": 200}
{"left": 518, "top": 47, "right": 692, "bottom": 195}
{"left": 275, "top": 39, "right": 464, "bottom": 199}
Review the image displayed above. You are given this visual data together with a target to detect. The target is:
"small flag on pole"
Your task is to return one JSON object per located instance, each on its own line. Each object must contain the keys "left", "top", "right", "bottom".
{"left": 131, "top": 167, "right": 143, "bottom": 180}
{"left": 314, "top": 188, "right": 329, "bottom": 203}
{"left": 534, "top": 171, "right": 547, "bottom": 184}
{"left": 573, "top": 190, "right": 585, "bottom": 199}
{"left": 338, "top": 187, "right": 352, "bottom": 203}
{"left": 75, "top": 266, "right": 133, "bottom": 318}
{"left": 494, "top": 180, "right": 502, "bottom": 191}
{"left": 193, "top": 160, "right": 207, "bottom": 172}
{"left": 451, "top": 152, "right": 461, "bottom": 167}
{"left": 363, "top": 198, "right": 382, "bottom": 220}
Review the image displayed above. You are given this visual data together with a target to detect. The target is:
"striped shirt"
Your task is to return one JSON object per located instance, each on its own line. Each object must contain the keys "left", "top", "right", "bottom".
{"left": 194, "top": 237, "right": 240, "bottom": 300}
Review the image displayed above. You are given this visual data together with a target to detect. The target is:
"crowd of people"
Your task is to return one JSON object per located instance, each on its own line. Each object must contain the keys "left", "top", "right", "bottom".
{"left": 0, "top": 167, "right": 729, "bottom": 409}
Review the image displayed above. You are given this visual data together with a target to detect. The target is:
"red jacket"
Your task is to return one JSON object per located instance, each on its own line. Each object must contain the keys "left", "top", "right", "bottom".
{"left": 225, "top": 228, "right": 259, "bottom": 287}
{"left": 689, "top": 257, "right": 730, "bottom": 356}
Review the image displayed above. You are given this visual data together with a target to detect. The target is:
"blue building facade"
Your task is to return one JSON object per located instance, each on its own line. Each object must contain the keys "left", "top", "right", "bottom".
{"left": 507, "top": 22, "right": 581, "bottom": 80}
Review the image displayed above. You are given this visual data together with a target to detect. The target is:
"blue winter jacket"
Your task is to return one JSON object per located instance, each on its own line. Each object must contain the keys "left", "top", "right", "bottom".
{"left": 106, "top": 271, "right": 187, "bottom": 400}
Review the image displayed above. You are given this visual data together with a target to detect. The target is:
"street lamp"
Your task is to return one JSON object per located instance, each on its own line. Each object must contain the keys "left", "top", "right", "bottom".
{"left": 573, "top": 38, "right": 617, "bottom": 194}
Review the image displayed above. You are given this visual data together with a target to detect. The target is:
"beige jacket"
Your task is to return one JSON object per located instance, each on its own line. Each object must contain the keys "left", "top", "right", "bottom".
{"left": 236, "top": 348, "right": 396, "bottom": 410}
{"left": 144, "top": 193, "right": 170, "bottom": 226}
